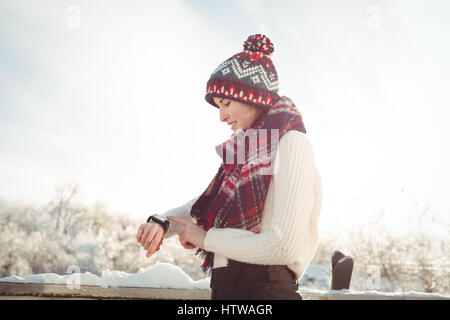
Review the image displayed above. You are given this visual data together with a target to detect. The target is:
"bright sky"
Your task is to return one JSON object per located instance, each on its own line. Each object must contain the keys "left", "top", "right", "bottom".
{"left": 1, "top": 0, "right": 449, "bottom": 236}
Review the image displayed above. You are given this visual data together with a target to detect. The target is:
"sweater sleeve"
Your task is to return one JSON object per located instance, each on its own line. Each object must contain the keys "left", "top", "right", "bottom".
{"left": 160, "top": 195, "right": 200, "bottom": 238}
{"left": 203, "top": 130, "right": 319, "bottom": 265}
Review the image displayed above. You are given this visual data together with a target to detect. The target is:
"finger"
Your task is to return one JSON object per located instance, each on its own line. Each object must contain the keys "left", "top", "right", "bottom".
{"left": 178, "top": 229, "right": 188, "bottom": 245}
{"left": 180, "top": 235, "right": 188, "bottom": 247}
{"left": 156, "top": 238, "right": 162, "bottom": 251}
{"left": 180, "top": 238, "right": 195, "bottom": 249}
{"left": 143, "top": 225, "right": 159, "bottom": 250}
{"left": 178, "top": 229, "right": 195, "bottom": 249}
{"left": 148, "top": 231, "right": 164, "bottom": 256}
{"left": 136, "top": 224, "right": 145, "bottom": 242}
{"left": 181, "top": 241, "right": 196, "bottom": 249}
{"left": 178, "top": 229, "right": 185, "bottom": 243}
{"left": 147, "top": 230, "right": 164, "bottom": 257}
{"left": 140, "top": 224, "right": 152, "bottom": 246}
{"left": 167, "top": 216, "right": 189, "bottom": 226}
{"left": 142, "top": 222, "right": 164, "bottom": 248}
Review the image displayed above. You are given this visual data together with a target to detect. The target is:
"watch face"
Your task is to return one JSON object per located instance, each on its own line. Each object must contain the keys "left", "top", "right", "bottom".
{"left": 154, "top": 214, "right": 167, "bottom": 222}
{"left": 152, "top": 217, "right": 163, "bottom": 224}
{"left": 149, "top": 216, "right": 168, "bottom": 231}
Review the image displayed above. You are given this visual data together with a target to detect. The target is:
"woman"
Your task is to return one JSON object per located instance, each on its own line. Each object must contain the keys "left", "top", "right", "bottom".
{"left": 136, "top": 34, "right": 322, "bottom": 300}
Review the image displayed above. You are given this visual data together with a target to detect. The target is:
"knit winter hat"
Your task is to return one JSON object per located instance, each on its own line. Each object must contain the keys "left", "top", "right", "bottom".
{"left": 205, "top": 34, "right": 280, "bottom": 110}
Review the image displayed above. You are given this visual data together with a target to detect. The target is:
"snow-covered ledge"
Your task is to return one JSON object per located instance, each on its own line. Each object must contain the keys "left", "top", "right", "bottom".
{"left": 0, "top": 282, "right": 211, "bottom": 300}
{"left": 0, "top": 263, "right": 211, "bottom": 300}
{"left": 1, "top": 283, "right": 449, "bottom": 300}
{"left": 1, "top": 263, "right": 449, "bottom": 300}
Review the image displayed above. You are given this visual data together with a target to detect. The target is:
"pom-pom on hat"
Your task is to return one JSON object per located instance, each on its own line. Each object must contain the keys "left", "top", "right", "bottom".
{"left": 205, "top": 34, "right": 280, "bottom": 110}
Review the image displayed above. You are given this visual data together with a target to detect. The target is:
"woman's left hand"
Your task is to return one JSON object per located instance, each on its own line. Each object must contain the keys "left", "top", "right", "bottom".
{"left": 167, "top": 216, "right": 207, "bottom": 250}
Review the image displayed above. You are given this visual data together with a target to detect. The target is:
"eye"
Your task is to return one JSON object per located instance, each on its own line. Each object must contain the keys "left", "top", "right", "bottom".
{"left": 224, "top": 101, "right": 231, "bottom": 107}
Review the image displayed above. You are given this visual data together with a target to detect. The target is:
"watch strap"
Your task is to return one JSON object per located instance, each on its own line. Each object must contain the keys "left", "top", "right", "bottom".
{"left": 146, "top": 214, "right": 169, "bottom": 233}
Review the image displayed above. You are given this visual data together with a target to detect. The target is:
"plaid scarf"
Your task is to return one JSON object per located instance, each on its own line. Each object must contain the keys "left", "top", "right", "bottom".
{"left": 190, "top": 96, "right": 307, "bottom": 275}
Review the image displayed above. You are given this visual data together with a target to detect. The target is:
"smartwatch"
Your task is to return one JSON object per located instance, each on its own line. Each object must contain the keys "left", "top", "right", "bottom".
{"left": 146, "top": 214, "right": 170, "bottom": 233}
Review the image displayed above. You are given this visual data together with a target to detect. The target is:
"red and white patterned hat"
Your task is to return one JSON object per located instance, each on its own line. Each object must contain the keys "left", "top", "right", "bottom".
{"left": 205, "top": 34, "right": 280, "bottom": 110}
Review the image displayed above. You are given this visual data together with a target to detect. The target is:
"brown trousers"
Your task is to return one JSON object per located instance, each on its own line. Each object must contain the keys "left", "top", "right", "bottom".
{"left": 210, "top": 262, "right": 302, "bottom": 300}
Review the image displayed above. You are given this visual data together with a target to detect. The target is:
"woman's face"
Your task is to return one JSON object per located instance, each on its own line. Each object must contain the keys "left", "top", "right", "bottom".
{"left": 213, "top": 97, "right": 263, "bottom": 132}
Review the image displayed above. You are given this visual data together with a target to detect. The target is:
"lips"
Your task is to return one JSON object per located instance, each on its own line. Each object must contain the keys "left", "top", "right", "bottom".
{"left": 228, "top": 121, "right": 236, "bottom": 129}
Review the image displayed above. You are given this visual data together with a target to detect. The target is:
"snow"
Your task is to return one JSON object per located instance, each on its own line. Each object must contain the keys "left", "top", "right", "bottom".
{"left": 0, "top": 262, "right": 448, "bottom": 299}
{"left": 298, "top": 264, "right": 331, "bottom": 289}
{"left": 299, "top": 287, "right": 449, "bottom": 299}
{"left": 0, "top": 273, "right": 68, "bottom": 285}
{"left": 0, "top": 262, "right": 210, "bottom": 290}
{"left": 300, "top": 264, "right": 402, "bottom": 292}
{"left": 299, "top": 264, "right": 450, "bottom": 299}
{"left": 100, "top": 263, "right": 210, "bottom": 290}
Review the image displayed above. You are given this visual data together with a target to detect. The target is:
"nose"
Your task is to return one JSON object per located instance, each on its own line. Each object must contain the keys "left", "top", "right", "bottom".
{"left": 219, "top": 106, "right": 229, "bottom": 123}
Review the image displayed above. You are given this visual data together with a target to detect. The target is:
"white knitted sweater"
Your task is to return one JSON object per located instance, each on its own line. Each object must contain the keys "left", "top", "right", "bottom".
{"left": 161, "top": 130, "right": 322, "bottom": 280}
